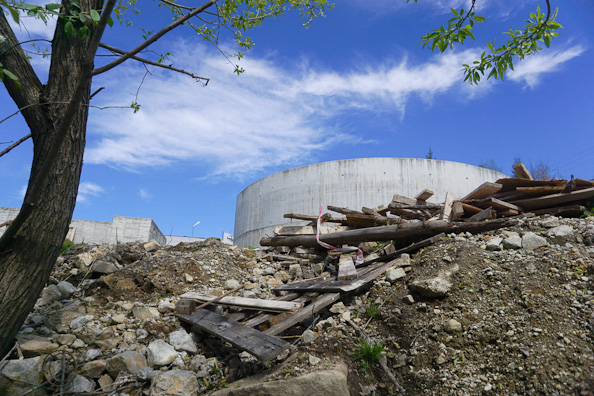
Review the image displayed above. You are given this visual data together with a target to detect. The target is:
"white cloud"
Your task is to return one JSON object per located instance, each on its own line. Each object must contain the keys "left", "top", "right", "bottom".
{"left": 138, "top": 188, "right": 151, "bottom": 200}
{"left": 77, "top": 182, "right": 104, "bottom": 203}
{"left": 509, "top": 46, "right": 585, "bottom": 88}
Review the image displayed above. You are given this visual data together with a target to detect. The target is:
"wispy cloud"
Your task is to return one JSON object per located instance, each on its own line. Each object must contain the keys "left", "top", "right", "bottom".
{"left": 138, "top": 188, "right": 152, "bottom": 200}
{"left": 509, "top": 45, "right": 585, "bottom": 88}
{"left": 77, "top": 182, "right": 104, "bottom": 203}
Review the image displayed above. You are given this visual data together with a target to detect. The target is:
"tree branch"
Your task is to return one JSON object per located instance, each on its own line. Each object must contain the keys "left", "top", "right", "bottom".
{"left": 92, "top": 0, "right": 217, "bottom": 76}
{"left": 0, "top": 134, "right": 31, "bottom": 159}
{"left": 97, "top": 42, "right": 209, "bottom": 84}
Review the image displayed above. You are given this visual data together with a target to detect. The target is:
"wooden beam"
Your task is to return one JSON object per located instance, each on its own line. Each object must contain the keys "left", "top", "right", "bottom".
{"left": 273, "top": 225, "right": 350, "bottom": 236}
{"left": 461, "top": 202, "right": 484, "bottom": 215}
{"left": 530, "top": 205, "right": 586, "bottom": 217}
{"left": 440, "top": 192, "right": 454, "bottom": 220}
{"left": 391, "top": 194, "right": 417, "bottom": 206}
{"left": 516, "top": 186, "right": 565, "bottom": 196}
{"left": 179, "top": 292, "right": 304, "bottom": 313}
{"left": 512, "top": 162, "right": 533, "bottom": 180}
{"left": 362, "top": 233, "right": 445, "bottom": 266}
{"left": 241, "top": 293, "right": 311, "bottom": 328}
{"left": 346, "top": 214, "right": 376, "bottom": 228}
{"left": 415, "top": 189, "right": 434, "bottom": 202}
{"left": 337, "top": 254, "right": 357, "bottom": 280}
{"left": 511, "top": 186, "right": 594, "bottom": 210}
{"left": 265, "top": 293, "right": 341, "bottom": 336}
{"left": 495, "top": 178, "right": 567, "bottom": 193}
{"left": 465, "top": 207, "right": 495, "bottom": 222}
{"left": 451, "top": 201, "right": 464, "bottom": 219}
{"left": 474, "top": 197, "right": 523, "bottom": 212}
{"left": 327, "top": 205, "right": 364, "bottom": 216}
{"left": 283, "top": 213, "right": 347, "bottom": 224}
{"left": 461, "top": 182, "right": 502, "bottom": 200}
{"left": 178, "top": 309, "right": 290, "bottom": 361}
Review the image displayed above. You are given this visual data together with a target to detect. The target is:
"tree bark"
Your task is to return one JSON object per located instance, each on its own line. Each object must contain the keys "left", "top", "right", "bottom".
{"left": 0, "top": 0, "right": 105, "bottom": 357}
{"left": 259, "top": 218, "right": 518, "bottom": 248}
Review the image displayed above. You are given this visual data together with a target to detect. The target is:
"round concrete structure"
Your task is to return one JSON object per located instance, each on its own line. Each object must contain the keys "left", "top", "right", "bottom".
{"left": 234, "top": 158, "right": 507, "bottom": 247}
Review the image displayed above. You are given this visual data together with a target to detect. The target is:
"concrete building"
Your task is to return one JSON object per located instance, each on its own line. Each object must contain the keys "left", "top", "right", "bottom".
{"left": 0, "top": 209, "right": 208, "bottom": 246}
{"left": 234, "top": 158, "right": 508, "bottom": 248}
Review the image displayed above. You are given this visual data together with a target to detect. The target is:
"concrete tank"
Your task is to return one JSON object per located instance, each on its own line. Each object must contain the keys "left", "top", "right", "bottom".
{"left": 234, "top": 158, "right": 507, "bottom": 247}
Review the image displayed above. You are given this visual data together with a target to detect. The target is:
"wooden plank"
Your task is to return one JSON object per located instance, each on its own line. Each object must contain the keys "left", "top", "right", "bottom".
{"left": 327, "top": 205, "right": 364, "bottom": 215}
{"left": 283, "top": 213, "right": 347, "bottom": 224}
{"left": 465, "top": 207, "right": 494, "bottom": 222}
{"left": 362, "top": 233, "right": 446, "bottom": 266}
{"left": 346, "top": 214, "right": 376, "bottom": 228}
{"left": 531, "top": 205, "right": 586, "bottom": 217}
{"left": 242, "top": 293, "right": 312, "bottom": 328}
{"left": 497, "top": 209, "right": 519, "bottom": 217}
{"left": 391, "top": 194, "right": 417, "bottom": 206}
{"left": 179, "top": 292, "right": 304, "bottom": 313}
{"left": 495, "top": 178, "right": 567, "bottom": 193}
{"left": 461, "top": 202, "right": 483, "bottom": 215}
{"left": 510, "top": 186, "right": 594, "bottom": 210}
{"left": 273, "top": 225, "right": 350, "bottom": 236}
{"left": 337, "top": 254, "right": 357, "bottom": 280}
{"left": 265, "top": 293, "right": 341, "bottom": 336}
{"left": 576, "top": 178, "right": 594, "bottom": 187}
{"left": 178, "top": 309, "right": 290, "bottom": 361}
{"left": 516, "top": 186, "right": 565, "bottom": 196}
{"left": 462, "top": 182, "right": 502, "bottom": 200}
{"left": 415, "top": 189, "right": 434, "bottom": 202}
{"left": 474, "top": 197, "right": 523, "bottom": 212}
{"left": 451, "top": 201, "right": 464, "bottom": 219}
{"left": 512, "top": 163, "right": 533, "bottom": 180}
{"left": 440, "top": 192, "right": 454, "bottom": 220}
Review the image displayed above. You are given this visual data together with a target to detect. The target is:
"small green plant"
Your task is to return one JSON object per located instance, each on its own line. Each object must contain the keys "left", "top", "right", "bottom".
{"left": 351, "top": 337, "right": 384, "bottom": 370}
{"left": 366, "top": 304, "right": 382, "bottom": 321}
{"left": 60, "top": 240, "right": 74, "bottom": 256}
{"left": 580, "top": 202, "right": 594, "bottom": 218}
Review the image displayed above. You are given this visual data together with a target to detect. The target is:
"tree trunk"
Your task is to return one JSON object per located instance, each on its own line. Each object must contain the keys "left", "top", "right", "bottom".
{"left": 0, "top": 0, "right": 104, "bottom": 357}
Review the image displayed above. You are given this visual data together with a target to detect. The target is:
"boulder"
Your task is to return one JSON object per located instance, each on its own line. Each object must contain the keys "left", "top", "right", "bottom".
{"left": 106, "top": 351, "right": 147, "bottom": 377}
{"left": 168, "top": 330, "right": 197, "bottom": 354}
{"left": 502, "top": 233, "right": 522, "bottom": 250}
{"left": 132, "top": 306, "right": 160, "bottom": 321}
{"left": 56, "top": 281, "right": 77, "bottom": 298}
{"left": 547, "top": 225, "right": 574, "bottom": 244}
{"left": 92, "top": 260, "right": 122, "bottom": 274}
{"left": 40, "top": 284, "right": 62, "bottom": 305}
{"left": 410, "top": 276, "right": 452, "bottom": 298}
{"left": 149, "top": 370, "right": 199, "bottom": 396}
{"left": 64, "top": 374, "right": 95, "bottom": 393}
{"left": 522, "top": 232, "right": 549, "bottom": 250}
{"left": 211, "top": 363, "right": 350, "bottom": 396}
{"left": 147, "top": 340, "right": 178, "bottom": 367}
{"left": 386, "top": 267, "right": 406, "bottom": 282}
{"left": 81, "top": 359, "right": 107, "bottom": 378}
{"left": 19, "top": 339, "right": 59, "bottom": 358}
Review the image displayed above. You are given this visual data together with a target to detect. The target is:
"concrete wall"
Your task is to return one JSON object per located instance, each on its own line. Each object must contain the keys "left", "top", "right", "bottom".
{"left": 234, "top": 158, "right": 508, "bottom": 247}
{"left": 166, "top": 236, "right": 206, "bottom": 245}
{"left": 70, "top": 219, "right": 112, "bottom": 244}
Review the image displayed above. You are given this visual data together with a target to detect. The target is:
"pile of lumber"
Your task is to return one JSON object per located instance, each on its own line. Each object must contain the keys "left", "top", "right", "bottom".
{"left": 260, "top": 163, "right": 594, "bottom": 248}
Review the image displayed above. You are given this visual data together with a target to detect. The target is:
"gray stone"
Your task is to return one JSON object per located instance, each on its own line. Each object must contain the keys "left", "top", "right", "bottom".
{"left": 56, "top": 281, "right": 77, "bottom": 298}
{"left": 64, "top": 374, "right": 95, "bottom": 393}
{"left": 309, "top": 355, "right": 321, "bottom": 365}
{"left": 168, "top": 330, "right": 197, "bottom": 354}
{"left": 225, "top": 279, "right": 241, "bottom": 290}
{"left": 502, "top": 233, "right": 522, "bottom": 250}
{"left": 70, "top": 315, "right": 93, "bottom": 330}
{"left": 147, "top": 339, "right": 178, "bottom": 367}
{"left": 410, "top": 276, "right": 452, "bottom": 298}
{"left": 47, "top": 300, "right": 87, "bottom": 327}
{"left": 97, "top": 374, "right": 114, "bottom": 391}
{"left": 522, "top": 232, "right": 549, "bottom": 250}
{"left": 189, "top": 354, "right": 207, "bottom": 372}
{"left": 41, "top": 284, "right": 63, "bottom": 305}
{"left": 211, "top": 363, "right": 350, "bottom": 396}
{"left": 55, "top": 334, "right": 77, "bottom": 346}
{"left": 547, "top": 225, "right": 574, "bottom": 244}
{"left": 0, "top": 356, "right": 44, "bottom": 385}
{"left": 288, "top": 264, "right": 303, "bottom": 278}
{"left": 540, "top": 216, "right": 560, "bottom": 228}
{"left": 150, "top": 370, "right": 199, "bottom": 396}
{"left": 19, "top": 339, "right": 59, "bottom": 357}
{"left": 402, "top": 295, "right": 415, "bottom": 304}
{"left": 445, "top": 319, "right": 462, "bottom": 333}
{"left": 106, "top": 351, "right": 147, "bottom": 377}
{"left": 486, "top": 237, "right": 503, "bottom": 251}
{"left": 92, "top": 260, "right": 122, "bottom": 274}
{"left": 386, "top": 267, "right": 406, "bottom": 282}
{"left": 81, "top": 359, "right": 107, "bottom": 378}
{"left": 302, "top": 329, "right": 317, "bottom": 343}
{"left": 144, "top": 241, "right": 161, "bottom": 252}
{"left": 132, "top": 306, "right": 160, "bottom": 321}
{"left": 82, "top": 348, "right": 102, "bottom": 362}
{"left": 138, "top": 366, "right": 161, "bottom": 381}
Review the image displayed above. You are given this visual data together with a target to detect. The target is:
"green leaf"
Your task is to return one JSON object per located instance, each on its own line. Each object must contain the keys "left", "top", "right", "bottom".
{"left": 90, "top": 9, "right": 101, "bottom": 22}
{"left": 9, "top": 7, "right": 19, "bottom": 24}
{"left": 64, "top": 21, "right": 75, "bottom": 37}
{"left": 107, "top": 16, "right": 114, "bottom": 27}
{"left": 473, "top": 15, "right": 486, "bottom": 23}
{"left": 45, "top": 3, "right": 62, "bottom": 11}
{"left": 2, "top": 68, "right": 18, "bottom": 81}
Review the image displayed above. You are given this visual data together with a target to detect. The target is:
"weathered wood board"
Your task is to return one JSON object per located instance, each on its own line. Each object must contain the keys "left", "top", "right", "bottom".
{"left": 462, "top": 182, "right": 502, "bottom": 201}
{"left": 511, "top": 186, "right": 594, "bottom": 210}
{"left": 179, "top": 292, "right": 304, "bottom": 313}
{"left": 337, "top": 254, "right": 357, "bottom": 280}
{"left": 178, "top": 309, "right": 290, "bottom": 361}
{"left": 512, "top": 163, "right": 533, "bottom": 180}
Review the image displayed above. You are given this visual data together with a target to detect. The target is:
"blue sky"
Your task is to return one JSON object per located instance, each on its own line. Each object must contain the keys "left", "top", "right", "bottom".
{"left": 1, "top": 0, "right": 593, "bottom": 239}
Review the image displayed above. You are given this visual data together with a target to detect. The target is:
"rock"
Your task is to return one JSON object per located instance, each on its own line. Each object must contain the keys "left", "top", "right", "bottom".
{"left": 302, "top": 329, "right": 317, "bottom": 343}
{"left": 40, "top": 284, "right": 63, "bottom": 305}
{"left": 309, "top": 355, "right": 321, "bottom": 365}
{"left": 55, "top": 334, "right": 77, "bottom": 346}
{"left": 147, "top": 340, "right": 178, "bottom": 367}
{"left": 168, "top": 330, "right": 197, "bottom": 354}
{"left": 138, "top": 366, "right": 161, "bottom": 381}
{"left": 112, "top": 313, "right": 127, "bottom": 324}
{"left": 106, "top": 351, "right": 148, "bottom": 377}
{"left": 211, "top": 362, "right": 350, "bottom": 396}
{"left": 183, "top": 273, "right": 194, "bottom": 283}
{"left": 77, "top": 251, "right": 94, "bottom": 268}
{"left": 410, "top": 276, "right": 452, "bottom": 298}
{"left": 132, "top": 306, "right": 161, "bottom": 321}
{"left": 149, "top": 370, "right": 199, "bottom": 396}
{"left": 158, "top": 300, "right": 176, "bottom": 313}
{"left": 92, "top": 260, "right": 121, "bottom": 274}
{"left": 386, "top": 267, "right": 406, "bottom": 282}
{"left": 189, "top": 355, "right": 207, "bottom": 372}
{"left": 47, "top": 300, "right": 87, "bottom": 327}
{"left": 288, "top": 264, "right": 303, "bottom": 278}
{"left": 540, "top": 216, "right": 560, "bottom": 228}
{"left": 225, "top": 279, "right": 241, "bottom": 290}
{"left": 329, "top": 302, "right": 347, "bottom": 314}
{"left": 56, "top": 281, "right": 77, "bottom": 298}
{"left": 64, "top": 374, "right": 95, "bottom": 393}
{"left": 547, "top": 225, "right": 574, "bottom": 244}
{"left": 81, "top": 348, "right": 102, "bottom": 362}
{"left": 0, "top": 356, "right": 44, "bottom": 391}
{"left": 70, "top": 315, "right": 93, "bottom": 330}
{"left": 19, "top": 339, "right": 59, "bottom": 358}
{"left": 402, "top": 295, "right": 415, "bottom": 304}
{"left": 144, "top": 241, "right": 161, "bottom": 252}
{"left": 502, "top": 233, "right": 522, "bottom": 250}
{"left": 98, "top": 374, "right": 114, "bottom": 391}
{"left": 445, "top": 319, "right": 462, "bottom": 333}
{"left": 82, "top": 360, "right": 107, "bottom": 378}
{"left": 522, "top": 232, "right": 549, "bottom": 250}
{"left": 486, "top": 237, "right": 503, "bottom": 251}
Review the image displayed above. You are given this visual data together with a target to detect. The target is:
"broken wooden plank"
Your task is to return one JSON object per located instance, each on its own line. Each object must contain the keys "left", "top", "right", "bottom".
{"left": 179, "top": 292, "right": 304, "bottom": 313}
{"left": 273, "top": 225, "right": 350, "bottom": 236}
{"left": 179, "top": 309, "right": 290, "bottom": 361}
{"left": 362, "top": 205, "right": 389, "bottom": 216}
{"left": 512, "top": 162, "right": 533, "bottom": 180}
{"left": 346, "top": 214, "right": 376, "bottom": 228}
{"left": 390, "top": 194, "right": 417, "bottom": 206}
{"left": 462, "top": 182, "right": 502, "bottom": 201}
{"left": 337, "top": 254, "right": 357, "bottom": 280}
{"left": 451, "top": 201, "right": 464, "bottom": 220}
{"left": 283, "top": 213, "right": 347, "bottom": 224}
{"left": 415, "top": 189, "right": 434, "bottom": 203}
{"left": 439, "top": 192, "right": 454, "bottom": 221}
{"left": 516, "top": 186, "right": 565, "bottom": 196}
{"left": 260, "top": 218, "right": 518, "bottom": 248}
{"left": 265, "top": 293, "right": 341, "bottom": 336}
{"left": 576, "top": 178, "right": 594, "bottom": 187}
{"left": 327, "top": 205, "right": 364, "bottom": 216}
{"left": 362, "top": 233, "right": 446, "bottom": 266}
{"left": 465, "top": 207, "right": 495, "bottom": 222}
{"left": 474, "top": 197, "right": 523, "bottom": 212}
{"left": 510, "top": 186, "right": 594, "bottom": 210}
{"left": 461, "top": 202, "right": 484, "bottom": 215}
{"left": 530, "top": 205, "right": 586, "bottom": 217}
{"left": 497, "top": 209, "right": 519, "bottom": 217}
{"left": 242, "top": 293, "right": 312, "bottom": 328}
{"left": 495, "top": 178, "right": 567, "bottom": 193}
